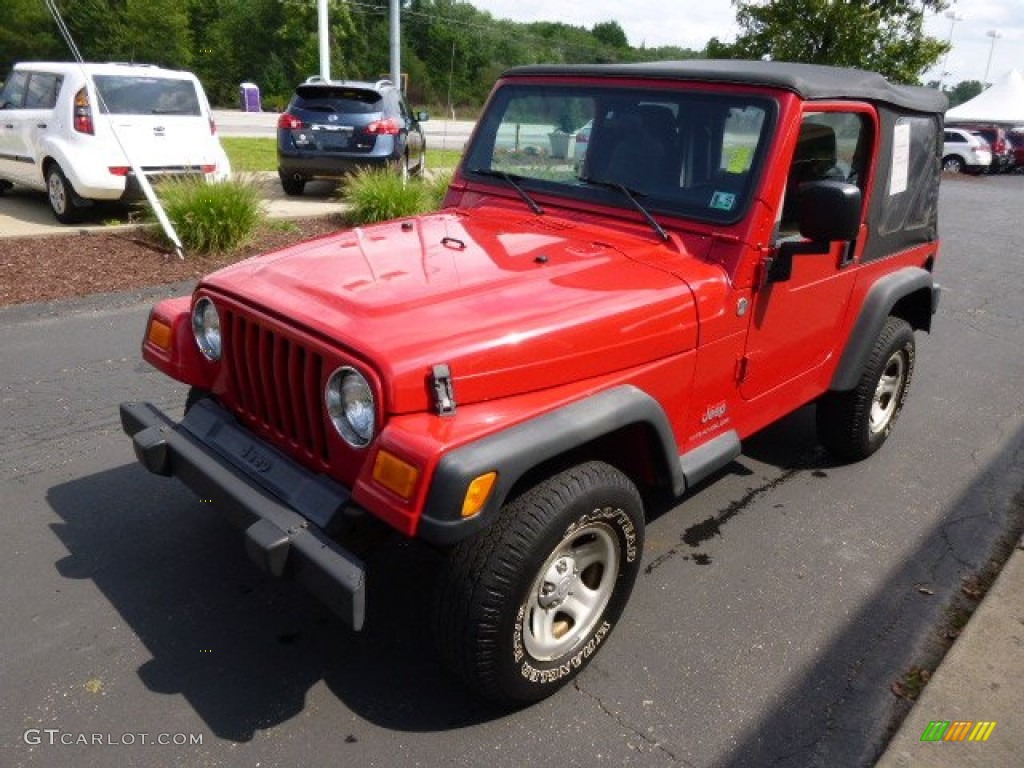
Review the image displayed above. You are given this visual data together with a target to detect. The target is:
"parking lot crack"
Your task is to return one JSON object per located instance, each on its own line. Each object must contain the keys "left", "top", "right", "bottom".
{"left": 573, "top": 679, "right": 693, "bottom": 766}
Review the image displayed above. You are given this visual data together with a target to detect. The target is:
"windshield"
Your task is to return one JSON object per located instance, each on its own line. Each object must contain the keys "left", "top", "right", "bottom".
{"left": 463, "top": 83, "right": 775, "bottom": 224}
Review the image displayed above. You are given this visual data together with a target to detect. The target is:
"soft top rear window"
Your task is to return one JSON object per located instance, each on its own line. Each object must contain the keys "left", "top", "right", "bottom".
{"left": 293, "top": 86, "right": 382, "bottom": 114}
{"left": 93, "top": 75, "right": 201, "bottom": 116}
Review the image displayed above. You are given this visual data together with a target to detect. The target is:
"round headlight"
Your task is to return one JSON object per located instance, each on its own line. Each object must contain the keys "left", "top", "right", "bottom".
{"left": 191, "top": 297, "right": 222, "bottom": 361}
{"left": 325, "top": 367, "right": 376, "bottom": 447}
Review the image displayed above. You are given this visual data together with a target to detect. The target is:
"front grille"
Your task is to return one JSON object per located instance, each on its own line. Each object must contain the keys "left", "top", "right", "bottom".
{"left": 222, "top": 309, "right": 330, "bottom": 466}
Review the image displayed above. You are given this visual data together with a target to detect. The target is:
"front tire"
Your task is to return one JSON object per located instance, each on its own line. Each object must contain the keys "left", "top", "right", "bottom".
{"left": 434, "top": 461, "right": 644, "bottom": 705}
{"left": 817, "top": 316, "right": 915, "bottom": 461}
{"left": 942, "top": 155, "right": 965, "bottom": 173}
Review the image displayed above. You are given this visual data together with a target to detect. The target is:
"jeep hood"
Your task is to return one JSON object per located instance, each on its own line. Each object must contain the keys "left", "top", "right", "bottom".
{"left": 201, "top": 207, "right": 701, "bottom": 413}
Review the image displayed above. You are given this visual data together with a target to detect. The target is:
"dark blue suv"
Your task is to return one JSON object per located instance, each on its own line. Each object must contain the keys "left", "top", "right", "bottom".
{"left": 276, "top": 77, "right": 428, "bottom": 195}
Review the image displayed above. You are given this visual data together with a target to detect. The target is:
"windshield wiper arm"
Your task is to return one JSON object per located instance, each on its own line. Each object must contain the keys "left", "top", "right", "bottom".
{"left": 579, "top": 176, "right": 669, "bottom": 242}
{"left": 469, "top": 168, "right": 543, "bottom": 215}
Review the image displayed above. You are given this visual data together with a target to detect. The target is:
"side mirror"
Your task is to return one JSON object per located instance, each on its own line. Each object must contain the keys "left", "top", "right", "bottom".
{"left": 417, "top": 111, "right": 430, "bottom": 122}
{"left": 797, "top": 179, "right": 862, "bottom": 242}
{"left": 765, "top": 180, "right": 862, "bottom": 285}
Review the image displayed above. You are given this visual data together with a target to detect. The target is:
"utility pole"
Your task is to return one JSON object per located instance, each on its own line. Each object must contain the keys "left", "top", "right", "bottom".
{"left": 318, "top": 0, "right": 330, "bottom": 81}
{"left": 390, "top": 0, "right": 401, "bottom": 91}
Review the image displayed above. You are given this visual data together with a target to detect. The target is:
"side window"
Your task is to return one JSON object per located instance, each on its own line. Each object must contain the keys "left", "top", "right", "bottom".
{"left": 24, "top": 73, "right": 62, "bottom": 109}
{"left": 878, "top": 115, "right": 940, "bottom": 235}
{"left": 781, "top": 111, "right": 869, "bottom": 233}
{"left": 0, "top": 70, "right": 29, "bottom": 108}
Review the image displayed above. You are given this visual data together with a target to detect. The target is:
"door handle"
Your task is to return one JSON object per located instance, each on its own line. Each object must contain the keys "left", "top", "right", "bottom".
{"left": 37, "top": 123, "right": 48, "bottom": 129}
{"left": 3, "top": 123, "right": 13, "bottom": 129}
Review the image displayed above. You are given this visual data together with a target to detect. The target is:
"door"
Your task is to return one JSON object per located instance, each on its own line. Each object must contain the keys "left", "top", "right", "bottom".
{"left": 0, "top": 71, "right": 30, "bottom": 183}
{"left": 740, "top": 109, "right": 873, "bottom": 401}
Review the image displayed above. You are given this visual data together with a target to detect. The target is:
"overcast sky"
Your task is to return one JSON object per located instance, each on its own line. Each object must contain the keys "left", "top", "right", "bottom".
{"left": 468, "top": 0, "right": 1024, "bottom": 86}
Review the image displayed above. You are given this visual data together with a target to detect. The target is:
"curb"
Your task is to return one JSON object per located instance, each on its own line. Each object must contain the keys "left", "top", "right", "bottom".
{"left": 875, "top": 540, "right": 1024, "bottom": 767}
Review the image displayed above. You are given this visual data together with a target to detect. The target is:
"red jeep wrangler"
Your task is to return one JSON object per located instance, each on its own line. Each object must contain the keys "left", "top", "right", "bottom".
{"left": 121, "top": 61, "right": 945, "bottom": 705}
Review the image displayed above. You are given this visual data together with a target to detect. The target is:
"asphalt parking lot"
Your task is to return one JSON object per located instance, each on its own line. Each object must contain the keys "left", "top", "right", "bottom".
{"left": 1, "top": 174, "right": 1022, "bottom": 767}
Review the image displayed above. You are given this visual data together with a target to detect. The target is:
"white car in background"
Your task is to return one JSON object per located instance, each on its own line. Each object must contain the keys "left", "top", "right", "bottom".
{"left": 941, "top": 127, "right": 992, "bottom": 175}
{"left": 0, "top": 62, "right": 230, "bottom": 222}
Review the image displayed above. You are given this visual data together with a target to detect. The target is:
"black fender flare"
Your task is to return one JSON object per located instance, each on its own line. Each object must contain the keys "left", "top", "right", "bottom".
{"left": 830, "top": 267, "right": 938, "bottom": 392}
{"left": 417, "top": 385, "right": 683, "bottom": 546}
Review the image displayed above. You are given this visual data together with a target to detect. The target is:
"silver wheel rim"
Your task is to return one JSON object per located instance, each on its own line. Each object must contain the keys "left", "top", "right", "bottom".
{"left": 522, "top": 520, "right": 620, "bottom": 662}
{"left": 48, "top": 172, "right": 67, "bottom": 215}
{"left": 869, "top": 351, "right": 905, "bottom": 434}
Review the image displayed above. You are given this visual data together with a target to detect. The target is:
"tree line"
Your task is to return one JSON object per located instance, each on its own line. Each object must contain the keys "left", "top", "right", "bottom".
{"left": 0, "top": 0, "right": 698, "bottom": 110}
{"left": 3, "top": 0, "right": 966, "bottom": 111}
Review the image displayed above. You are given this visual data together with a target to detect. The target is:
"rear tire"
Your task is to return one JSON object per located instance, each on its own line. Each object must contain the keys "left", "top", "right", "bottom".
{"left": 279, "top": 173, "right": 305, "bottom": 196}
{"left": 434, "top": 461, "right": 644, "bottom": 705}
{"left": 817, "top": 316, "right": 915, "bottom": 461}
{"left": 411, "top": 146, "right": 426, "bottom": 178}
{"left": 46, "top": 164, "right": 84, "bottom": 223}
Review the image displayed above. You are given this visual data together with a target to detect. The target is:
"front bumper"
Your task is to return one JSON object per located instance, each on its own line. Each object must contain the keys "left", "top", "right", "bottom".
{"left": 120, "top": 399, "right": 366, "bottom": 629}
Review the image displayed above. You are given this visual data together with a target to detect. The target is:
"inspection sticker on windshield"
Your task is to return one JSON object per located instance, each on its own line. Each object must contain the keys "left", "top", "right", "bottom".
{"left": 710, "top": 191, "right": 736, "bottom": 211}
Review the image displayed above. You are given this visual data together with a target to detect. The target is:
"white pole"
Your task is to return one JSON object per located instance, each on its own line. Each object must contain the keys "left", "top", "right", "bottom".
{"left": 318, "top": 0, "right": 331, "bottom": 81}
{"left": 938, "top": 11, "right": 963, "bottom": 90}
{"left": 983, "top": 30, "right": 1001, "bottom": 87}
{"left": 390, "top": 0, "right": 401, "bottom": 90}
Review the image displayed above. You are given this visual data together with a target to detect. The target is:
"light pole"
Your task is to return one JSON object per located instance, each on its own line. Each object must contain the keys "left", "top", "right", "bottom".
{"left": 983, "top": 30, "right": 1001, "bottom": 86}
{"left": 938, "top": 10, "right": 964, "bottom": 90}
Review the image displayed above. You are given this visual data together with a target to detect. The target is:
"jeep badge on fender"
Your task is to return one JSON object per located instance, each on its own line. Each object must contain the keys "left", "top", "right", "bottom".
{"left": 121, "top": 61, "right": 945, "bottom": 705}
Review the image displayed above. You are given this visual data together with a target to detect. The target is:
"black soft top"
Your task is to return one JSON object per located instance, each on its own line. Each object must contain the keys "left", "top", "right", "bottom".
{"left": 502, "top": 60, "right": 947, "bottom": 114}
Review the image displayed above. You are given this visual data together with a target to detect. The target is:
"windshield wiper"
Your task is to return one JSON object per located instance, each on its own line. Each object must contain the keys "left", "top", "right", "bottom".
{"left": 469, "top": 168, "right": 543, "bottom": 215}
{"left": 579, "top": 176, "right": 669, "bottom": 242}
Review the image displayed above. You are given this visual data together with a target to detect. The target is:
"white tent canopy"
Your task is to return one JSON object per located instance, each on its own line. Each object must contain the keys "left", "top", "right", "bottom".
{"left": 946, "top": 69, "right": 1024, "bottom": 125}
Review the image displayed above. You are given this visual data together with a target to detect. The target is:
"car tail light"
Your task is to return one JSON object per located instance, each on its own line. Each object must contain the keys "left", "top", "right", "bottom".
{"left": 73, "top": 87, "right": 94, "bottom": 135}
{"left": 278, "top": 113, "right": 304, "bottom": 130}
{"left": 364, "top": 117, "right": 402, "bottom": 135}
{"left": 201, "top": 164, "right": 216, "bottom": 174}
{"left": 108, "top": 166, "right": 130, "bottom": 176}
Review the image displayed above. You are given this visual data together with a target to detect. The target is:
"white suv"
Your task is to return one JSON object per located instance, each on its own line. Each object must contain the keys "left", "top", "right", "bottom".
{"left": 942, "top": 127, "right": 992, "bottom": 175}
{"left": 0, "top": 62, "right": 230, "bottom": 222}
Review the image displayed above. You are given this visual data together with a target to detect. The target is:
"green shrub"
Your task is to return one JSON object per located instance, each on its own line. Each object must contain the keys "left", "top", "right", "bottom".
{"left": 344, "top": 168, "right": 451, "bottom": 225}
{"left": 149, "top": 177, "right": 262, "bottom": 254}
{"left": 424, "top": 171, "right": 453, "bottom": 210}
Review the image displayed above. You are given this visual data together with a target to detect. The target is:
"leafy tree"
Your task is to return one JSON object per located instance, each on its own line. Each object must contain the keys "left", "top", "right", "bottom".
{"left": 947, "top": 79, "right": 984, "bottom": 108}
{"left": 0, "top": 0, "right": 66, "bottom": 72}
{"left": 707, "top": 0, "right": 950, "bottom": 84}
{"left": 592, "top": 21, "right": 628, "bottom": 50}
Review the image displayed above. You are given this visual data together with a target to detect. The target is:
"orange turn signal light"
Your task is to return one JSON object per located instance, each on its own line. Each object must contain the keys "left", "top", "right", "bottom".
{"left": 461, "top": 472, "right": 498, "bottom": 518}
{"left": 372, "top": 450, "right": 420, "bottom": 500}
{"left": 146, "top": 317, "right": 173, "bottom": 351}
